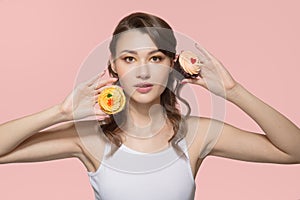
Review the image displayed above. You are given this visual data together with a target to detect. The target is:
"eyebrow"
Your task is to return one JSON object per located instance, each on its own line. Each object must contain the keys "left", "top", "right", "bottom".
{"left": 119, "top": 49, "right": 162, "bottom": 55}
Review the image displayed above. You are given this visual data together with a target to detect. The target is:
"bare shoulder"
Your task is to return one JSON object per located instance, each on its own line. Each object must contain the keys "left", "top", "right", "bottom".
{"left": 185, "top": 115, "right": 212, "bottom": 141}
{"left": 184, "top": 116, "right": 210, "bottom": 158}
{"left": 185, "top": 116, "right": 225, "bottom": 159}
{"left": 72, "top": 120, "right": 107, "bottom": 172}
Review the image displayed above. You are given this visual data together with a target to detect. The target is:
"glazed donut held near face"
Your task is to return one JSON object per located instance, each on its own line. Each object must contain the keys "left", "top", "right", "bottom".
{"left": 98, "top": 85, "right": 126, "bottom": 115}
{"left": 174, "top": 50, "right": 204, "bottom": 80}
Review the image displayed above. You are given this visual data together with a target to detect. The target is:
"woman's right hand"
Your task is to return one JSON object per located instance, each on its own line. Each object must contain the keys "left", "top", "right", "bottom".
{"left": 59, "top": 70, "right": 118, "bottom": 121}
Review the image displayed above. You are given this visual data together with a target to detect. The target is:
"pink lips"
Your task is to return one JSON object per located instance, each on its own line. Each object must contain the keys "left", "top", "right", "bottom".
{"left": 134, "top": 82, "right": 153, "bottom": 93}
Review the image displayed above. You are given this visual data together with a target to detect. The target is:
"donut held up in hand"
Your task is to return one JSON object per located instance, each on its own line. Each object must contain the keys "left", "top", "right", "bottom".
{"left": 174, "top": 50, "right": 204, "bottom": 80}
{"left": 98, "top": 85, "right": 126, "bottom": 115}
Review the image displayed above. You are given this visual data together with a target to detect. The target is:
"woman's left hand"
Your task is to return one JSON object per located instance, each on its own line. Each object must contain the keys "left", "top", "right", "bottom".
{"left": 181, "top": 44, "right": 239, "bottom": 99}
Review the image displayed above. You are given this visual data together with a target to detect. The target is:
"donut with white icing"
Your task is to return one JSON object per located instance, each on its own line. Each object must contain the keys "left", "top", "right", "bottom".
{"left": 98, "top": 85, "right": 126, "bottom": 115}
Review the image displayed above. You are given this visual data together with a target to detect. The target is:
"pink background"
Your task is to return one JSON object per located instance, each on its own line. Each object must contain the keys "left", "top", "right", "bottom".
{"left": 1, "top": 0, "right": 300, "bottom": 199}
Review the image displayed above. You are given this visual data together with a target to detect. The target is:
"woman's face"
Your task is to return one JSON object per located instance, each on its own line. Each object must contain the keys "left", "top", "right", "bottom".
{"left": 110, "top": 30, "right": 174, "bottom": 104}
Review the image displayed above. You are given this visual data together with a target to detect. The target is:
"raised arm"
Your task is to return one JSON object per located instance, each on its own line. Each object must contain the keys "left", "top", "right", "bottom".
{"left": 182, "top": 45, "right": 300, "bottom": 163}
{"left": 0, "top": 122, "right": 81, "bottom": 164}
{"left": 0, "top": 105, "right": 67, "bottom": 156}
{"left": 0, "top": 69, "right": 116, "bottom": 157}
{"left": 218, "top": 83, "right": 300, "bottom": 161}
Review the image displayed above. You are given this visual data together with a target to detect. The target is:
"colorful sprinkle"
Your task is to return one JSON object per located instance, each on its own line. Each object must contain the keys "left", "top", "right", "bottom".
{"left": 107, "top": 98, "right": 113, "bottom": 107}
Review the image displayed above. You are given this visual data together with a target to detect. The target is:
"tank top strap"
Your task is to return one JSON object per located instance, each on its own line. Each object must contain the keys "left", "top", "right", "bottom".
{"left": 104, "top": 140, "right": 111, "bottom": 154}
{"left": 177, "top": 137, "right": 190, "bottom": 159}
{"left": 101, "top": 140, "right": 114, "bottom": 159}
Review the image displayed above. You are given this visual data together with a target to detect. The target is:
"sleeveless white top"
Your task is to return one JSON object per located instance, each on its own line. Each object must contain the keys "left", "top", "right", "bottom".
{"left": 87, "top": 138, "right": 196, "bottom": 200}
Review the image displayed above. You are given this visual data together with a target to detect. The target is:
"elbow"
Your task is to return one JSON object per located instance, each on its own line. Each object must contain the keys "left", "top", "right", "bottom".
{"left": 284, "top": 153, "right": 300, "bottom": 164}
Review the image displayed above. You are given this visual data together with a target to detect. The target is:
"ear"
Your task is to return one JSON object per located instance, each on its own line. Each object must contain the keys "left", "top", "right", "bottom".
{"left": 109, "top": 55, "right": 117, "bottom": 73}
{"left": 170, "top": 54, "right": 179, "bottom": 68}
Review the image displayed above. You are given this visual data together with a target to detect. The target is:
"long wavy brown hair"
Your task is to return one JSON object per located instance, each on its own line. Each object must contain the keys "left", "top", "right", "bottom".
{"left": 99, "top": 12, "right": 190, "bottom": 158}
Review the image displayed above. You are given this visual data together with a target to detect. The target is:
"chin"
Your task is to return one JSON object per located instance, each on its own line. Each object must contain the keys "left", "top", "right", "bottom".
{"left": 129, "top": 92, "right": 160, "bottom": 105}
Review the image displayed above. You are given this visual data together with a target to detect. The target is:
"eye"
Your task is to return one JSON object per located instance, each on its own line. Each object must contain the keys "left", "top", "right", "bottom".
{"left": 123, "top": 56, "right": 135, "bottom": 63}
{"left": 150, "top": 56, "right": 163, "bottom": 62}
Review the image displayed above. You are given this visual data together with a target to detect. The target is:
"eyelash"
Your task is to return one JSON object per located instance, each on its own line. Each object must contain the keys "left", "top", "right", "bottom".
{"left": 122, "top": 56, "right": 164, "bottom": 63}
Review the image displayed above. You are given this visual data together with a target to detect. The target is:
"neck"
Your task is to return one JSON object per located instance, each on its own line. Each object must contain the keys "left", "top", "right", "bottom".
{"left": 121, "top": 98, "right": 169, "bottom": 139}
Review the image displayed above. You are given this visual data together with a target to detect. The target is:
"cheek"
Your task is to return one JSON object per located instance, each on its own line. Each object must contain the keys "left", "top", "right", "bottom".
{"left": 115, "top": 67, "right": 134, "bottom": 83}
{"left": 113, "top": 60, "right": 136, "bottom": 77}
{"left": 151, "top": 65, "right": 170, "bottom": 86}
{"left": 115, "top": 68, "right": 135, "bottom": 95}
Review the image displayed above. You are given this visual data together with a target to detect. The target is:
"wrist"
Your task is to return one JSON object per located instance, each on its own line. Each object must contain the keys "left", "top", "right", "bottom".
{"left": 226, "top": 82, "right": 245, "bottom": 102}
{"left": 54, "top": 104, "right": 73, "bottom": 122}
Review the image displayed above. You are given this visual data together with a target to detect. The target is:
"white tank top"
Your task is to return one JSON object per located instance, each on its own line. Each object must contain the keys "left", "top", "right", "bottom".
{"left": 87, "top": 138, "right": 196, "bottom": 200}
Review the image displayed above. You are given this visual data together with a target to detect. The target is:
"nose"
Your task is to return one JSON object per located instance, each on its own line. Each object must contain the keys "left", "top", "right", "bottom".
{"left": 136, "top": 64, "right": 150, "bottom": 79}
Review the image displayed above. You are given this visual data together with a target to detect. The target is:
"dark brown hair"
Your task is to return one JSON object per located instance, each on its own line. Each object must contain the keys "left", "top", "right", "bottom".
{"left": 100, "top": 12, "right": 190, "bottom": 158}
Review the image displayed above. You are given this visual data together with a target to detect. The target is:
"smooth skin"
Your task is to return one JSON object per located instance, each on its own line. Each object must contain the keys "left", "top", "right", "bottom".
{"left": 0, "top": 31, "right": 299, "bottom": 180}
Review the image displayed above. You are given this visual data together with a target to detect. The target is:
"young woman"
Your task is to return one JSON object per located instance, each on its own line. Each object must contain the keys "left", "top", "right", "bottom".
{"left": 0, "top": 12, "right": 299, "bottom": 200}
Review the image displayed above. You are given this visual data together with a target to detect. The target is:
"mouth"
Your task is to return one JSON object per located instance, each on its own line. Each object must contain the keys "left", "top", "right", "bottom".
{"left": 134, "top": 82, "right": 154, "bottom": 93}
{"left": 134, "top": 82, "right": 154, "bottom": 88}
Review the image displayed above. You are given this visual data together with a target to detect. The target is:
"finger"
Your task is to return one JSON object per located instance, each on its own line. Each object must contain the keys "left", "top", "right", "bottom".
{"left": 96, "top": 115, "right": 110, "bottom": 121}
{"left": 87, "top": 69, "right": 107, "bottom": 87}
{"left": 181, "top": 77, "right": 206, "bottom": 87}
{"left": 96, "top": 114, "right": 110, "bottom": 122}
{"left": 194, "top": 43, "right": 214, "bottom": 61}
{"left": 95, "top": 111, "right": 110, "bottom": 117}
{"left": 93, "top": 106, "right": 110, "bottom": 116}
{"left": 181, "top": 77, "right": 198, "bottom": 82}
{"left": 94, "top": 94, "right": 101, "bottom": 103}
{"left": 94, "top": 77, "right": 118, "bottom": 90}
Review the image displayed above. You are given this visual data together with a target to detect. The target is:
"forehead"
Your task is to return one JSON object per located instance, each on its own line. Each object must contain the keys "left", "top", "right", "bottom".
{"left": 115, "top": 30, "right": 158, "bottom": 56}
